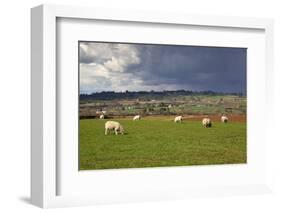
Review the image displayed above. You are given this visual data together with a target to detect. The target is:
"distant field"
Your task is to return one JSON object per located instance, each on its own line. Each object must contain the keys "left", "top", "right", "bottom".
{"left": 80, "top": 95, "right": 246, "bottom": 118}
{"left": 79, "top": 118, "right": 247, "bottom": 170}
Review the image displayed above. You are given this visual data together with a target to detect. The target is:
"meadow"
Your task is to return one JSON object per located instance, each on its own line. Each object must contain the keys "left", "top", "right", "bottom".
{"left": 79, "top": 118, "right": 246, "bottom": 170}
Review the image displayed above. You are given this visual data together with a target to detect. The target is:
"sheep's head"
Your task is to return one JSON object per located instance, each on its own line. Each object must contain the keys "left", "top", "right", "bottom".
{"left": 119, "top": 125, "right": 124, "bottom": 135}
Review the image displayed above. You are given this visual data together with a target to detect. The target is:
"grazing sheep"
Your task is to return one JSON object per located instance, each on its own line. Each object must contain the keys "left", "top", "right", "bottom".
{"left": 99, "top": 114, "right": 104, "bottom": 119}
{"left": 174, "top": 116, "right": 182, "bottom": 123}
{"left": 202, "top": 118, "right": 212, "bottom": 128}
{"left": 133, "top": 115, "right": 141, "bottom": 121}
{"left": 105, "top": 121, "right": 124, "bottom": 135}
{"left": 221, "top": 115, "right": 228, "bottom": 123}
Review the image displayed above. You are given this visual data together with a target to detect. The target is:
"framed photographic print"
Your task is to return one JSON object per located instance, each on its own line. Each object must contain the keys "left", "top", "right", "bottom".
{"left": 31, "top": 4, "right": 274, "bottom": 208}
{"left": 78, "top": 41, "right": 247, "bottom": 170}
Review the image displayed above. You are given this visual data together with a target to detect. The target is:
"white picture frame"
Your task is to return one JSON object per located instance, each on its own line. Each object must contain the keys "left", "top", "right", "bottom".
{"left": 31, "top": 4, "right": 274, "bottom": 208}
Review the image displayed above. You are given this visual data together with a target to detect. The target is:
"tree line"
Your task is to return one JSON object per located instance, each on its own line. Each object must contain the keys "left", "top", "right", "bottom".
{"left": 80, "top": 90, "right": 244, "bottom": 101}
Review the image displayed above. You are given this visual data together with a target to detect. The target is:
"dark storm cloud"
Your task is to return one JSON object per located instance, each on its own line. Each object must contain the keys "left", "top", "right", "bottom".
{"left": 79, "top": 42, "right": 246, "bottom": 94}
{"left": 127, "top": 44, "right": 246, "bottom": 94}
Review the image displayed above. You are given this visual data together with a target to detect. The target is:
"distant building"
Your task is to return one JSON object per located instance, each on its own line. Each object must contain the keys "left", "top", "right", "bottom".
{"left": 96, "top": 110, "right": 107, "bottom": 115}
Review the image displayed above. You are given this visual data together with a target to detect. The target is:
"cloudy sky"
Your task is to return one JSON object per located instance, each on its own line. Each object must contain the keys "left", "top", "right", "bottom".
{"left": 79, "top": 42, "right": 246, "bottom": 94}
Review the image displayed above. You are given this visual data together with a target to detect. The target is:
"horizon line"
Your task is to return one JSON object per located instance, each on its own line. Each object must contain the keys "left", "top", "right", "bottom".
{"left": 80, "top": 89, "right": 245, "bottom": 95}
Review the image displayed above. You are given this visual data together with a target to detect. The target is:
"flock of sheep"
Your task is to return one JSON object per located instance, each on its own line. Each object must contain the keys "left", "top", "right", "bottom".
{"left": 103, "top": 114, "right": 229, "bottom": 136}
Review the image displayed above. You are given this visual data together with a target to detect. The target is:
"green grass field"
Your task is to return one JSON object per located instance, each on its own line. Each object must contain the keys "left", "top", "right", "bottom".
{"left": 79, "top": 119, "right": 246, "bottom": 170}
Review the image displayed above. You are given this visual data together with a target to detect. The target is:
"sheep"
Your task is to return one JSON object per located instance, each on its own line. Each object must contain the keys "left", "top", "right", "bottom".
{"left": 133, "top": 115, "right": 141, "bottom": 121}
{"left": 174, "top": 116, "right": 182, "bottom": 123}
{"left": 221, "top": 115, "right": 228, "bottom": 123}
{"left": 202, "top": 118, "right": 212, "bottom": 128}
{"left": 105, "top": 121, "right": 124, "bottom": 135}
{"left": 99, "top": 114, "right": 104, "bottom": 119}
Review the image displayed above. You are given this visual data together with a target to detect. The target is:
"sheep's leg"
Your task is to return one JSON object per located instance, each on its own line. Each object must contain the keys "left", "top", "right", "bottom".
{"left": 105, "top": 128, "right": 108, "bottom": 135}
{"left": 115, "top": 128, "right": 118, "bottom": 135}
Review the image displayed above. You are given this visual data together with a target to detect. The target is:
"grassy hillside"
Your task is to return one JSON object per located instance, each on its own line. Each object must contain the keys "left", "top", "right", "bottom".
{"left": 79, "top": 119, "right": 246, "bottom": 170}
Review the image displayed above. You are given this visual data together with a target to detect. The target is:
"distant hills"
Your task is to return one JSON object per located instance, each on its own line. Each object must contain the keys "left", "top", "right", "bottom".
{"left": 80, "top": 90, "right": 244, "bottom": 101}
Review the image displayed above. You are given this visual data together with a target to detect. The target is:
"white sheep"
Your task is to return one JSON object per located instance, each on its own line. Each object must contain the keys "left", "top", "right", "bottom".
{"left": 174, "top": 116, "right": 182, "bottom": 123}
{"left": 202, "top": 118, "right": 212, "bottom": 128}
{"left": 221, "top": 115, "right": 228, "bottom": 123}
{"left": 105, "top": 121, "right": 124, "bottom": 135}
{"left": 133, "top": 115, "right": 141, "bottom": 121}
{"left": 99, "top": 114, "right": 104, "bottom": 119}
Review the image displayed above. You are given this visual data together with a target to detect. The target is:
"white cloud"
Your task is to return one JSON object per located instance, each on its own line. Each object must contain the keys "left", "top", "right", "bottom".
{"left": 80, "top": 42, "right": 141, "bottom": 93}
{"left": 103, "top": 57, "right": 124, "bottom": 72}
